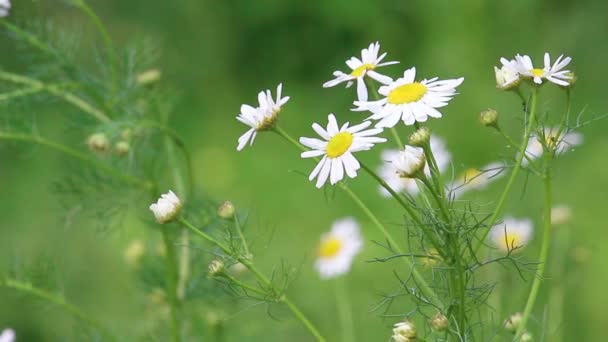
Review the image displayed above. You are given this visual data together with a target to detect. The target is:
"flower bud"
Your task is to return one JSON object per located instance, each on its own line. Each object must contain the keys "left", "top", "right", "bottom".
{"left": 430, "top": 312, "right": 449, "bottom": 331}
{"left": 520, "top": 332, "right": 532, "bottom": 342}
{"left": 392, "top": 320, "right": 416, "bottom": 341}
{"left": 149, "top": 190, "right": 182, "bottom": 224}
{"left": 120, "top": 128, "right": 133, "bottom": 141}
{"left": 229, "top": 262, "right": 248, "bottom": 276}
{"left": 391, "top": 146, "right": 426, "bottom": 179}
{"left": 217, "top": 201, "right": 236, "bottom": 219}
{"left": 480, "top": 109, "right": 499, "bottom": 128}
{"left": 136, "top": 69, "right": 162, "bottom": 86}
{"left": 408, "top": 127, "right": 430, "bottom": 147}
{"left": 115, "top": 141, "right": 130, "bottom": 156}
{"left": 208, "top": 259, "right": 225, "bottom": 277}
{"left": 87, "top": 133, "right": 109, "bottom": 153}
{"left": 504, "top": 312, "right": 523, "bottom": 333}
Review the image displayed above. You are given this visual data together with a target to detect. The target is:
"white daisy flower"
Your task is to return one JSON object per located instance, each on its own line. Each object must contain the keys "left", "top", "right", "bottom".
{"left": 489, "top": 217, "right": 534, "bottom": 252}
{"left": 523, "top": 128, "right": 583, "bottom": 165}
{"left": 300, "top": 114, "right": 386, "bottom": 188}
{"left": 315, "top": 217, "right": 363, "bottom": 279}
{"left": 511, "top": 53, "right": 573, "bottom": 86}
{"left": 450, "top": 162, "right": 505, "bottom": 199}
{"left": 378, "top": 135, "right": 451, "bottom": 197}
{"left": 392, "top": 320, "right": 417, "bottom": 341}
{"left": 323, "top": 41, "right": 398, "bottom": 101}
{"left": 551, "top": 204, "right": 572, "bottom": 226}
{"left": 353, "top": 67, "right": 464, "bottom": 128}
{"left": 149, "top": 190, "right": 182, "bottom": 224}
{"left": 390, "top": 145, "right": 426, "bottom": 178}
{"left": 236, "top": 83, "right": 290, "bottom": 151}
{"left": 495, "top": 58, "right": 521, "bottom": 90}
{"left": 0, "top": 329, "right": 15, "bottom": 342}
{"left": 0, "top": 0, "right": 10, "bottom": 18}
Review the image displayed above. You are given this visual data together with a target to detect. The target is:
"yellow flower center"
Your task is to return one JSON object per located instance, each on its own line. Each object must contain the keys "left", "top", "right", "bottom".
{"left": 387, "top": 82, "right": 427, "bottom": 104}
{"left": 461, "top": 168, "right": 481, "bottom": 183}
{"left": 350, "top": 63, "right": 375, "bottom": 77}
{"left": 530, "top": 68, "right": 545, "bottom": 77}
{"left": 499, "top": 232, "right": 524, "bottom": 251}
{"left": 318, "top": 237, "right": 342, "bottom": 258}
{"left": 326, "top": 132, "right": 354, "bottom": 158}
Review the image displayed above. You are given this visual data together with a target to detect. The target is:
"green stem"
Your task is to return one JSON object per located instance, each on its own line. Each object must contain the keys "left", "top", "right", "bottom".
{"left": 473, "top": 87, "right": 539, "bottom": 255}
{"left": 0, "top": 132, "right": 151, "bottom": 189}
{"left": 1, "top": 279, "right": 117, "bottom": 342}
{"left": 223, "top": 273, "right": 267, "bottom": 297}
{"left": 234, "top": 214, "right": 251, "bottom": 257}
{"left": 161, "top": 228, "right": 182, "bottom": 342}
{"left": 335, "top": 278, "right": 355, "bottom": 342}
{"left": 178, "top": 218, "right": 326, "bottom": 342}
{"left": 0, "top": 86, "right": 45, "bottom": 102}
{"left": 496, "top": 127, "right": 541, "bottom": 175}
{"left": 515, "top": 150, "right": 553, "bottom": 339}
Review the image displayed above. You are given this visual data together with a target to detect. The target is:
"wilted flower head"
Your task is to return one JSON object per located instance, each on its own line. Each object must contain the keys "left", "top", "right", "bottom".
{"left": 0, "top": 0, "right": 11, "bottom": 18}
{"left": 392, "top": 320, "right": 416, "bottom": 341}
{"left": 0, "top": 329, "right": 15, "bottom": 342}
{"left": 315, "top": 217, "right": 363, "bottom": 279}
{"left": 323, "top": 41, "right": 398, "bottom": 101}
{"left": 236, "top": 83, "right": 289, "bottom": 151}
{"left": 390, "top": 145, "right": 426, "bottom": 178}
{"left": 489, "top": 217, "right": 534, "bottom": 252}
{"left": 149, "top": 190, "right": 182, "bottom": 224}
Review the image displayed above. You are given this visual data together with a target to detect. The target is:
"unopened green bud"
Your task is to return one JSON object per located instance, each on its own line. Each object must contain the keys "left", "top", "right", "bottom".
{"left": 136, "top": 69, "right": 162, "bottom": 86}
{"left": 208, "top": 260, "right": 225, "bottom": 277}
{"left": 87, "top": 133, "right": 110, "bottom": 153}
{"left": 217, "top": 201, "right": 236, "bottom": 219}
{"left": 408, "top": 127, "right": 430, "bottom": 147}
{"left": 504, "top": 312, "right": 523, "bottom": 333}
{"left": 115, "top": 141, "right": 130, "bottom": 156}
{"left": 430, "top": 313, "right": 449, "bottom": 331}
{"left": 480, "top": 109, "right": 499, "bottom": 128}
{"left": 120, "top": 128, "right": 133, "bottom": 141}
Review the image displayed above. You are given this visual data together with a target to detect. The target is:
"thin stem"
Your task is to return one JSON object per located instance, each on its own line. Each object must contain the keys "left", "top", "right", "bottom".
{"left": 419, "top": 176, "right": 450, "bottom": 222}
{"left": 0, "top": 132, "right": 151, "bottom": 189}
{"left": 161, "top": 228, "right": 182, "bottom": 342}
{"left": 473, "top": 87, "right": 539, "bottom": 255}
{"left": 0, "top": 86, "right": 45, "bottom": 102}
{"left": 515, "top": 150, "right": 553, "bottom": 339}
{"left": 178, "top": 217, "right": 326, "bottom": 342}
{"left": 223, "top": 273, "right": 267, "bottom": 297}
{"left": 1, "top": 279, "right": 117, "bottom": 342}
{"left": 234, "top": 214, "right": 251, "bottom": 257}
{"left": 335, "top": 278, "right": 355, "bottom": 342}
{"left": 496, "top": 127, "right": 541, "bottom": 175}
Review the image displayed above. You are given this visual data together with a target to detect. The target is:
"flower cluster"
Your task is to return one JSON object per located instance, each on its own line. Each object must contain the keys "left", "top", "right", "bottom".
{"left": 496, "top": 53, "right": 573, "bottom": 89}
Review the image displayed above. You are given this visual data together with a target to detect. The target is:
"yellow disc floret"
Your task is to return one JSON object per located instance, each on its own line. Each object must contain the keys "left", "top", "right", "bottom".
{"left": 530, "top": 68, "right": 545, "bottom": 77}
{"left": 326, "top": 132, "right": 354, "bottom": 158}
{"left": 350, "top": 63, "right": 375, "bottom": 77}
{"left": 318, "top": 237, "right": 342, "bottom": 258}
{"left": 388, "top": 82, "right": 427, "bottom": 104}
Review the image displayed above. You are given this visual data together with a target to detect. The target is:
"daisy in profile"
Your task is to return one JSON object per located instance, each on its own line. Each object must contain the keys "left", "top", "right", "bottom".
{"left": 353, "top": 67, "right": 464, "bottom": 128}
{"left": 523, "top": 128, "right": 582, "bottom": 165}
{"left": 315, "top": 217, "right": 363, "bottom": 279}
{"left": 510, "top": 53, "right": 573, "bottom": 86}
{"left": 236, "top": 83, "right": 290, "bottom": 151}
{"left": 489, "top": 217, "right": 534, "bottom": 253}
{"left": 450, "top": 162, "right": 505, "bottom": 199}
{"left": 378, "top": 135, "right": 451, "bottom": 197}
{"left": 323, "top": 41, "right": 398, "bottom": 101}
{"left": 495, "top": 58, "right": 521, "bottom": 90}
{"left": 0, "top": 0, "right": 10, "bottom": 18}
{"left": 300, "top": 114, "right": 386, "bottom": 188}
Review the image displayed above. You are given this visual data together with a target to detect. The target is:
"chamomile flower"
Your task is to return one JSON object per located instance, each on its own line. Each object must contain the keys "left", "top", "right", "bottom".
{"left": 315, "top": 217, "right": 363, "bottom": 279}
{"left": 494, "top": 58, "right": 521, "bottom": 90}
{"left": 450, "top": 162, "right": 505, "bottom": 199}
{"left": 0, "top": 329, "right": 15, "bottom": 342}
{"left": 300, "top": 114, "right": 386, "bottom": 188}
{"left": 0, "top": 0, "right": 10, "bottom": 18}
{"left": 323, "top": 41, "right": 398, "bottom": 101}
{"left": 149, "top": 190, "right": 182, "bottom": 224}
{"left": 489, "top": 217, "right": 534, "bottom": 252}
{"left": 236, "top": 83, "right": 290, "bottom": 151}
{"left": 523, "top": 128, "right": 583, "bottom": 165}
{"left": 378, "top": 135, "right": 451, "bottom": 197}
{"left": 512, "top": 53, "right": 573, "bottom": 86}
{"left": 353, "top": 67, "right": 464, "bottom": 128}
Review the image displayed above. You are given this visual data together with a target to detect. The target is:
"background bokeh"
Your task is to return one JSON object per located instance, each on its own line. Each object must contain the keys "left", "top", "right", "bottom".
{"left": 1, "top": 0, "right": 607, "bottom": 340}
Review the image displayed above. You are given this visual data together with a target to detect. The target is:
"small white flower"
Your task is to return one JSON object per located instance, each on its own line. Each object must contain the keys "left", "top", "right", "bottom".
{"left": 392, "top": 320, "right": 417, "bottom": 341}
{"left": 353, "top": 67, "right": 464, "bottom": 128}
{"left": 523, "top": 128, "right": 582, "bottom": 165}
{"left": 378, "top": 135, "right": 451, "bottom": 197}
{"left": 450, "top": 162, "right": 505, "bottom": 199}
{"left": 300, "top": 114, "right": 386, "bottom": 188}
{"left": 0, "top": 0, "right": 11, "bottom": 18}
{"left": 149, "top": 190, "right": 182, "bottom": 224}
{"left": 391, "top": 145, "right": 426, "bottom": 178}
{"left": 0, "top": 329, "right": 15, "bottom": 342}
{"left": 551, "top": 204, "right": 572, "bottom": 226}
{"left": 323, "top": 41, "right": 398, "bottom": 101}
{"left": 236, "top": 83, "right": 290, "bottom": 151}
{"left": 315, "top": 217, "right": 363, "bottom": 279}
{"left": 489, "top": 217, "right": 534, "bottom": 252}
{"left": 494, "top": 59, "right": 520, "bottom": 90}
{"left": 511, "top": 53, "right": 573, "bottom": 86}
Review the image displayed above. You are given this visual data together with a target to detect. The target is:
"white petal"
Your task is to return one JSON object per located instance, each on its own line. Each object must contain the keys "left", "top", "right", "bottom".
{"left": 356, "top": 77, "right": 368, "bottom": 101}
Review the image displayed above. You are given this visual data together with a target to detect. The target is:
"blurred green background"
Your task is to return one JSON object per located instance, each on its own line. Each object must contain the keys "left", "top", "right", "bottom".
{"left": 1, "top": 0, "right": 607, "bottom": 341}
